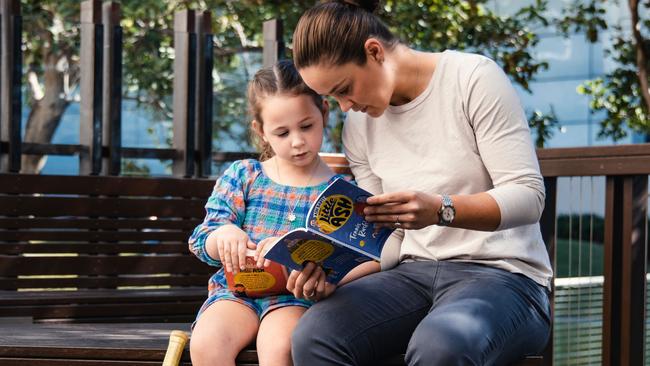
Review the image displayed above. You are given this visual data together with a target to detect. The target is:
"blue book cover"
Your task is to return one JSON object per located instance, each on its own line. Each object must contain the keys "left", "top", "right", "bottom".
{"left": 263, "top": 178, "right": 394, "bottom": 284}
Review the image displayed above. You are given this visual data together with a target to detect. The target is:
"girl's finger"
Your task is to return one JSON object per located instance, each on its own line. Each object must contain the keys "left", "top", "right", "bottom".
{"left": 237, "top": 240, "right": 247, "bottom": 271}
{"left": 222, "top": 241, "right": 233, "bottom": 273}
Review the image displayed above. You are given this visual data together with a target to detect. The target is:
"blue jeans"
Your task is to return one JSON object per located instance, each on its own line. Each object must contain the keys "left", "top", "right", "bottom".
{"left": 292, "top": 261, "right": 551, "bottom": 366}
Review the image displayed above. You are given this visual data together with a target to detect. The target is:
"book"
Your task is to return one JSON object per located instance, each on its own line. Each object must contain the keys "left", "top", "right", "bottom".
{"left": 224, "top": 248, "right": 289, "bottom": 298}
{"left": 262, "top": 177, "right": 394, "bottom": 284}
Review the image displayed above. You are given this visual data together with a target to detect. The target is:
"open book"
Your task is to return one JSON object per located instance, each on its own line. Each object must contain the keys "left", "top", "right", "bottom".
{"left": 262, "top": 178, "right": 394, "bottom": 284}
{"left": 224, "top": 248, "right": 289, "bottom": 298}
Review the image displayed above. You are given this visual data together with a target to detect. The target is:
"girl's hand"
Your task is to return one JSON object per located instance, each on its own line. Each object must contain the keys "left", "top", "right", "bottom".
{"left": 213, "top": 225, "right": 256, "bottom": 273}
{"left": 286, "top": 262, "right": 336, "bottom": 301}
{"left": 363, "top": 191, "right": 442, "bottom": 230}
{"left": 254, "top": 236, "right": 279, "bottom": 268}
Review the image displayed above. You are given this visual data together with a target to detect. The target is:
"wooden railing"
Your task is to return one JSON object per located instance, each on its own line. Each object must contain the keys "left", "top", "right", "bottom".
{"left": 0, "top": 0, "right": 279, "bottom": 177}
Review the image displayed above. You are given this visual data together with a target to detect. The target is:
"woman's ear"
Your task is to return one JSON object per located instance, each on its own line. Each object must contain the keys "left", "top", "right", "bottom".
{"left": 251, "top": 120, "right": 266, "bottom": 141}
{"left": 364, "top": 38, "right": 385, "bottom": 64}
{"left": 321, "top": 99, "right": 330, "bottom": 128}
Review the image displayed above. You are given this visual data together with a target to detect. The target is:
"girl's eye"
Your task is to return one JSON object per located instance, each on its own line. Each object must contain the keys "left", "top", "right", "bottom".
{"left": 277, "top": 131, "right": 289, "bottom": 137}
{"left": 301, "top": 124, "right": 313, "bottom": 130}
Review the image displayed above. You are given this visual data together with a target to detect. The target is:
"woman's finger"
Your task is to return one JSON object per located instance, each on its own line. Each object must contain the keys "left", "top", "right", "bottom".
{"left": 287, "top": 270, "right": 299, "bottom": 292}
{"left": 366, "top": 192, "right": 412, "bottom": 205}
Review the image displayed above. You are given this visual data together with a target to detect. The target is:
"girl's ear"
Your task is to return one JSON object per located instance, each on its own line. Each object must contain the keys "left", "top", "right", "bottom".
{"left": 321, "top": 99, "right": 330, "bottom": 128}
{"left": 251, "top": 120, "right": 266, "bottom": 141}
{"left": 364, "top": 38, "right": 385, "bottom": 64}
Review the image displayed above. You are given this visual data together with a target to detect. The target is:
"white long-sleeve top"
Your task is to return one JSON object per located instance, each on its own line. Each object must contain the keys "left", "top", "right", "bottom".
{"left": 342, "top": 50, "right": 553, "bottom": 287}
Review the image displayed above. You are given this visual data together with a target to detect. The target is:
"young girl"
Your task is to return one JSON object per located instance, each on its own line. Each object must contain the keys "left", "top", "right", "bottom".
{"left": 188, "top": 60, "right": 379, "bottom": 366}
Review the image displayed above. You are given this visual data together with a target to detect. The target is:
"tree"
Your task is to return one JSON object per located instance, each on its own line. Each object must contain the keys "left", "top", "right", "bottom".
{"left": 556, "top": 0, "right": 650, "bottom": 141}
{"left": 20, "top": 0, "right": 552, "bottom": 173}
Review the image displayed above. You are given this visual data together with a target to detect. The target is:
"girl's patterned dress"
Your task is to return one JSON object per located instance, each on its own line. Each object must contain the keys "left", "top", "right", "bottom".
{"left": 189, "top": 159, "right": 342, "bottom": 320}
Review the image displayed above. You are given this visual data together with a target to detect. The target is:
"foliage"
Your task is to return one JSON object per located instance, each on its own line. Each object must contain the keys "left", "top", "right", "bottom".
{"left": 528, "top": 107, "right": 560, "bottom": 148}
{"left": 555, "top": 0, "right": 650, "bottom": 140}
{"left": 20, "top": 0, "right": 556, "bottom": 174}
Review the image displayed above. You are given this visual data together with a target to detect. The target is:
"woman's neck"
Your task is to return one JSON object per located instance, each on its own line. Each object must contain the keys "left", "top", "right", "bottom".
{"left": 390, "top": 47, "right": 439, "bottom": 106}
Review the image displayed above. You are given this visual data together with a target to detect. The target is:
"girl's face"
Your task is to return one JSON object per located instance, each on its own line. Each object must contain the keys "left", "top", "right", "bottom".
{"left": 255, "top": 94, "right": 327, "bottom": 168}
{"left": 298, "top": 41, "right": 394, "bottom": 118}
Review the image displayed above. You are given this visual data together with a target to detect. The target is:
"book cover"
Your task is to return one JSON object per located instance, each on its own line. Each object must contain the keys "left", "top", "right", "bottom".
{"left": 263, "top": 178, "right": 393, "bottom": 284}
{"left": 224, "top": 249, "right": 289, "bottom": 298}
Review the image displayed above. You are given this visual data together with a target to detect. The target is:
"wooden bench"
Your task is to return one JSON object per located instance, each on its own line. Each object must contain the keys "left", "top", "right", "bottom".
{"left": 0, "top": 155, "right": 548, "bottom": 365}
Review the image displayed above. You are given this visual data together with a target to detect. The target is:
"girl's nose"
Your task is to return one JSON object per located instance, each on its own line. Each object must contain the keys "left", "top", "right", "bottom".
{"left": 292, "top": 135, "right": 306, "bottom": 148}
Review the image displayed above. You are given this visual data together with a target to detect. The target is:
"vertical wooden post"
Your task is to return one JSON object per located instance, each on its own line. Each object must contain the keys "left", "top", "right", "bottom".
{"left": 172, "top": 10, "right": 196, "bottom": 178}
{"left": 194, "top": 11, "right": 212, "bottom": 177}
{"left": 102, "top": 2, "right": 122, "bottom": 176}
{"left": 263, "top": 19, "right": 284, "bottom": 68}
{"left": 79, "top": 0, "right": 104, "bottom": 175}
{"left": 539, "top": 176, "right": 557, "bottom": 366}
{"left": 0, "top": 0, "right": 22, "bottom": 173}
{"left": 602, "top": 175, "right": 648, "bottom": 366}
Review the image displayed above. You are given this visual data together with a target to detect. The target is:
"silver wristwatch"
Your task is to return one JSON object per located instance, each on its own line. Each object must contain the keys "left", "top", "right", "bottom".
{"left": 437, "top": 194, "right": 455, "bottom": 226}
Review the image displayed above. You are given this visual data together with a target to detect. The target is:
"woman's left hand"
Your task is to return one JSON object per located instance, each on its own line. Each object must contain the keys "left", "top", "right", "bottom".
{"left": 287, "top": 262, "right": 336, "bottom": 301}
{"left": 363, "top": 191, "right": 441, "bottom": 230}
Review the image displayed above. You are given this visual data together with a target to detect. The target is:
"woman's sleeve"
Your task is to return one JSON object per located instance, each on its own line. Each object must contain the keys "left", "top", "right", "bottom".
{"left": 342, "top": 114, "right": 383, "bottom": 195}
{"left": 188, "top": 160, "right": 248, "bottom": 266}
{"left": 464, "top": 57, "right": 545, "bottom": 230}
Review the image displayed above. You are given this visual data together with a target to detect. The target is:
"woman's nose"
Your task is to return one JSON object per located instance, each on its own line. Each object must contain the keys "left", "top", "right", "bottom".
{"left": 336, "top": 97, "right": 353, "bottom": 112}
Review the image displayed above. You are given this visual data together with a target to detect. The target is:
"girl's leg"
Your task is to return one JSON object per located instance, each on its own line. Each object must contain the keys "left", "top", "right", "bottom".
{"left": 257, "top": 305, "right": 307, "bottom": 366}
{"left": 190, "top": 300, "right": 259, "bottom": 366}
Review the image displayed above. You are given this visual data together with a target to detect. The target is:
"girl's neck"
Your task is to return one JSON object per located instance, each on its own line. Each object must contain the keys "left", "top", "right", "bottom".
{"left": 390, "top": 46, "right": 439, "bottom": 106}
{"left": 267, "top": 156, "right": 333, "bottom": 187}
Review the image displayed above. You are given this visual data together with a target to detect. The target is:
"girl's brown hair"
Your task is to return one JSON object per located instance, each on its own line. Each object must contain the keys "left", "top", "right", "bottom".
{"left": 292, "top": 0, "right": 398, "bottom": 69}
{"left": 248, "top": 59, "right": 323, "bottom": 161}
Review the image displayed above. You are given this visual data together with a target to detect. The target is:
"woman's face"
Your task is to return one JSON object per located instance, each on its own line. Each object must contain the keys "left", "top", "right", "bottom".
{"left": 299, "top": 57, "right": 394, "bottom": 118}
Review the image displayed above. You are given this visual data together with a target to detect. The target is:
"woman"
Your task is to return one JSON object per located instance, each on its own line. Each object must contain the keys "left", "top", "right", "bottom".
{"left": 285, "top": 1, "right": 553, "bottom": 365}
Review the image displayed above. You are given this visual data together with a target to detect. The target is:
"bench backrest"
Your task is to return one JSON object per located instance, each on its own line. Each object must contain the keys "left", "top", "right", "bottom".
{"left": 0, "top": 174, "right": 215, "bottom": 292}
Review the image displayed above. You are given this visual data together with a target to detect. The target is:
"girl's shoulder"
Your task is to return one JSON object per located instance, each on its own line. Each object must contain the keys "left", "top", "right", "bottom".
{"left": 220, "top": 159, "right": 263, "bottom": 184}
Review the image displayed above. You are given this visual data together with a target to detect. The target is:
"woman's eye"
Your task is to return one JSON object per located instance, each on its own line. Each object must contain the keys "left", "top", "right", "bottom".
{"left": 337, "top": 86, "right": 349, "bottom": 96}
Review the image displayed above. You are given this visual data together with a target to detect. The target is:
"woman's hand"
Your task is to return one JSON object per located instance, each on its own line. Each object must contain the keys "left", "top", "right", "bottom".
{"left": 210, "top": 224, "right": 256, "bottom": 273}
{"left": 287, "top": 262, "right": 336, "bottom": 301}
{"left": 363, "top": 191, "right": 441, "bottom": 230}
{"left": 254, "top": 236, "right": 279, "bottom": 268}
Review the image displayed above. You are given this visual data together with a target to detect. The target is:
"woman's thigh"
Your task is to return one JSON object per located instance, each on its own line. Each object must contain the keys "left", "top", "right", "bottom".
{"left": 406, "top": 262, "right": 551, "bottom": 365}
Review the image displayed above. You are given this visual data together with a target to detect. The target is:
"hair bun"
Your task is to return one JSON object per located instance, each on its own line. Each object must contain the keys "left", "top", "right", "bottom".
{"left": 337, "top": 0, "right": 380, "bottom": 13}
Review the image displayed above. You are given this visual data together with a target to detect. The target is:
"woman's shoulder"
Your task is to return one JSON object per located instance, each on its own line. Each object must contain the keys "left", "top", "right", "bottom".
{"left": 439, "top": 50, "right": 500, "bottom": 79}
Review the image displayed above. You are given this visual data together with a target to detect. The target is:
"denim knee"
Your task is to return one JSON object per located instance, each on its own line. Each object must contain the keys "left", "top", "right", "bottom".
{"left": 405, "top": 320, "right": 480, "bottom": 366}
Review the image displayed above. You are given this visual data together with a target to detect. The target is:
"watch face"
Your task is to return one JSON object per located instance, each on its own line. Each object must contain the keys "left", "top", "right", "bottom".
{"left": 442, "top": 207, "right": 454, "bottom": 222}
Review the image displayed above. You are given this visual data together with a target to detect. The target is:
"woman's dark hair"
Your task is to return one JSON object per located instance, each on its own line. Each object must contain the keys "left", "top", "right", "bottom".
{"left": 293, "top": 0, "right": 398, "bottom": 69}
{"left": 247, "top": 59, "right": 323, "bottom": 160}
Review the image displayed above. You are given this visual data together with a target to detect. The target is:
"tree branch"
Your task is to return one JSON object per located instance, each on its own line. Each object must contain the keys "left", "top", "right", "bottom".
{"left": 629, "top": 0, "right": 650, "bottom": 111}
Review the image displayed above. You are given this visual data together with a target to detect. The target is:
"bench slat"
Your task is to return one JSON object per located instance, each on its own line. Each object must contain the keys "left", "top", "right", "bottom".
{"left": 0, "top": 174, "right": 213, "bottom": 197}
{"left": 0, "top": 196, "right": 205, "bottom": 217}
{"left": 1, "top": 231, "right": 190, "bottom": 242}
{"left": 3, "top": 302, "right": 202, "bottom": 319}
{"left": 0, "top": 243, "right": 192, "bottom": 255}
{"left": 0, "top": 274, "right": 211, "bottom": 290}
{"left": 0, "top": 288, "right": 206, "bottom": 305}
{"left": 0, "top": 255, "right": 209, "bottom": 276}
{"left": 0, "top": 218, "right": 200, "bottom": 230}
